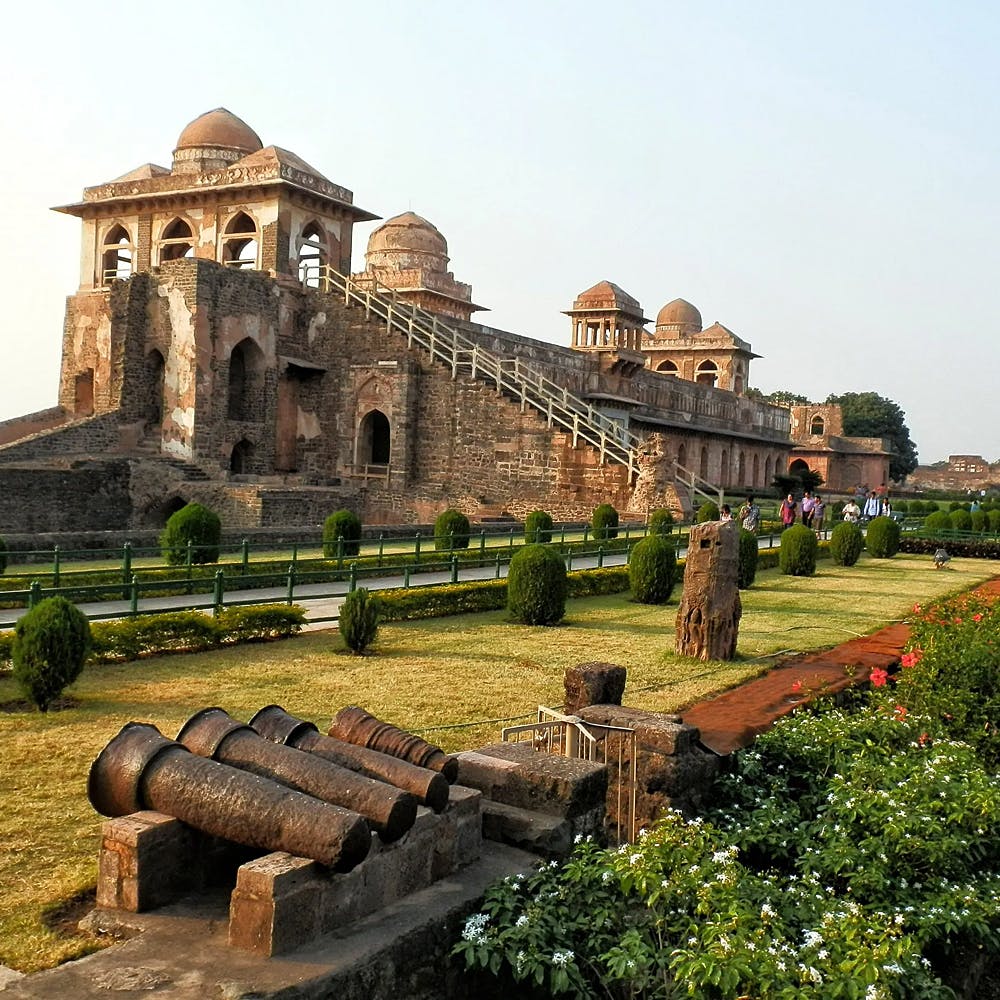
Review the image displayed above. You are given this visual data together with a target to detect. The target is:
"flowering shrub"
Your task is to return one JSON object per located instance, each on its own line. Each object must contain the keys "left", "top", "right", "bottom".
{"left": 455, "top": 594, "right": 1000, "bottom": 997}
{"left": 895, "top": 594, "right": 1000, "bottom": 765}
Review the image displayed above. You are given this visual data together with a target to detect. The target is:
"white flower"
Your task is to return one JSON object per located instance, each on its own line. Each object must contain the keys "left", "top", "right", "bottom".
{"left": 552, "top": 949, "right": 574, "bottom": 966}
{"left": 462, "top": 912, "right": 490, "bottom": 944}
{"left": 516, "top": 915, "right": 529, "bottom": 927}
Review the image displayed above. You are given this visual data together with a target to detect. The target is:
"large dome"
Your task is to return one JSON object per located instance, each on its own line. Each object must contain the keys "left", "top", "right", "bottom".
{"left": 655, "top": 298, "right": 702, "bottom": 331}
{"left": 367, "top": 212, "right": 448, "bottom": 258}
{"left": 174, "top": 108, "right": 263, "bottom": 156}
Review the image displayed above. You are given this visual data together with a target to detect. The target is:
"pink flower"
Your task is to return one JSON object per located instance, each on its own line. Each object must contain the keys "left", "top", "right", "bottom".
{"left": 954, "top": 618, "right": 963, "bottom": 625}
{"left": 900, "top": 649, "right": 923, "bottom": 668}
{"left": 973, "top": 613, "right": 983, "bottom": 622}
{"left": 894, "top": 704, "right": 908, "bottom": 720}
{"left": 791, "top": 680, "right": 803, "bottom": 694}
{"left": 870, "top": 668, "right": 889, "bottom": 688}
{"left": 912, "top": 603, "right": 921, "bottom": 613}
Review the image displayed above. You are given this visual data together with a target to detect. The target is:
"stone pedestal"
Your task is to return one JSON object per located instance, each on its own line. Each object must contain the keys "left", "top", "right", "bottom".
{"left": 675, "top": 520, "right": 742, "bottom": 660}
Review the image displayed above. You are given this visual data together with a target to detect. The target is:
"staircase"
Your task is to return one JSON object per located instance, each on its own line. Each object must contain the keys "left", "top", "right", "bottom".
{"left": 315, "top": 267, "right": 642, "bottom": 478}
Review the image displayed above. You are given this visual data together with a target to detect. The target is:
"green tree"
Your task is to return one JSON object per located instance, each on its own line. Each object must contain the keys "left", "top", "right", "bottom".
{"left": 825, "top": 391, "right": 919, "bottom": 481}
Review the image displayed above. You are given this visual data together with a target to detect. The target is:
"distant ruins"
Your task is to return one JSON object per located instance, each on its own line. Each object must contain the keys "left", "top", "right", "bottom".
{"left": 0, "top": 109, "right": 884, "bottom": 535}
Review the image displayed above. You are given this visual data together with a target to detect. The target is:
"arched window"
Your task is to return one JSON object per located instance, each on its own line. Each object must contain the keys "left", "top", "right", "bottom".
{"left": 721, "top": 448, "right": 730, "bottom": 486}
{"left": 223, "top": 212, "right": 259, "bottom": 270}
{"left": 101, "top": 224, "right": 134, "bottom": 284}
{"left": 700, "top": 446, "right": 709, "bottom": 480}
{"left": 359, "top": 409, "right": 391, "bottom": 465}
{"left": 145, "top": 349, "right": 165, "bottom": 428}
{"left": 298, "top": 222, "right": 328, "bottom": 287}
{"left": 159, "top": 218, "right": 194, "bottom": 262}
{"left": 738, "top": 451, "right": 747, "bottom": 486}
{"left": 656, "top": 360, "right": 679, "bottom": 374}
{"left": 677, "top": 443, "right": 687, "bottom": 469}
{"left": 696, "top": 360, "right": 718, "bottom": 387}
{"left": 764, "top": 456, "right": 773, "bottom": 487}
{"left": 752, "top": 453, "right": 760, "bottom": 488}
{"left": 790, "top": 458, "right": 810, "bottom": 475}
{"left": 227, "top": 338, "right": 266, "bottom": 421}
{"left": 230, "top": 439, "right": 254, "bottom": 474}
{"left": 810, "top": 414, "right": 825, "bottom": 436}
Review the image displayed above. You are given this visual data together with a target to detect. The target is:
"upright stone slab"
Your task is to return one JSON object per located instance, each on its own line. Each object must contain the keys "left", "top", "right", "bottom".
{"left": 563, "top": 662, "right": 626, "bottom": 714}
{"left": 675, "top": 521, "right": 741, "bottom": 660}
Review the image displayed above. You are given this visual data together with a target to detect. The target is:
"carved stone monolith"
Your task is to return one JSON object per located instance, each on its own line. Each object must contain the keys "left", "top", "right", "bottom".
{"left": 675, "top": 520, "right": 742, "bottom": 660}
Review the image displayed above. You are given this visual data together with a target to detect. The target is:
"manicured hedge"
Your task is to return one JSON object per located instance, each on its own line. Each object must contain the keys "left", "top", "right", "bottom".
{"left": 900, "top": 538, "right": 1000, "bottom": 560}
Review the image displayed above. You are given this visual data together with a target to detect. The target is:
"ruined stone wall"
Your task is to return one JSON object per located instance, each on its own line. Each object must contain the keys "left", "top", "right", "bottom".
{"left": 0, "top": 407, "right": 67, "bottom": 447}
{"left": 0, "top": 412, "right": 124, "bottom": 462}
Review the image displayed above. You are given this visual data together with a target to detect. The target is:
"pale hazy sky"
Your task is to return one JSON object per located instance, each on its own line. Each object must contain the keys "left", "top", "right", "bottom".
{"left": 2, "top": 1, "right": 997, "bottom": 464}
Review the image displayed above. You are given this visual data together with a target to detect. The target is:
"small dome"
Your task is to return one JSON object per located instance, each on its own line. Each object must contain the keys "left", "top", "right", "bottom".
{"left": 656, "top": 298, "right": 702, "bottom": 330}
{"left": 367, "top": 212, "right": 448, "bottom": 258}
{"left": 174, "top": 108, "right": 263, "bottom": 156}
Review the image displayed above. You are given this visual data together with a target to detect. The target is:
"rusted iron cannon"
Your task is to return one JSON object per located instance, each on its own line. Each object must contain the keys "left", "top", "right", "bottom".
{"left": 177, "top": 708, "right": 418, "bottom": 843}
{"left": 89, "top": 722, "right": 372, "bottom": 871}
{"left": 330, "top": 705, "right": 459, "bottom": 783}
{"left": 250, "top": 705, "right": 449, "bottom": 813}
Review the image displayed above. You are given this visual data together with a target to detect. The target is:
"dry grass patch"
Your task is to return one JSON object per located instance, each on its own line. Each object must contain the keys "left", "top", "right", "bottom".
{"left": 0, "top": 554, "right": 994, "bottom": 972}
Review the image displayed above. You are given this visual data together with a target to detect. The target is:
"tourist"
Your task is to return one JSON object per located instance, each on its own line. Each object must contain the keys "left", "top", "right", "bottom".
{"left": 780, "top": 493, "right": 797, "bottom": 530}
{"left": 801, "top": 491, "right": 815, "bottom": 528}
{"left": 879, "top": 496, "right": 892, "bottom": 518}
{"left": 812, "top": 494, "right": 826, "bottom": 535}
{"left": 720, "top": 504, "right": 733, "bottom": 523}
{"left": 862, "top": 491, "right": 881, "bottom": 522}
{"left": 738, "top": 494, "right": 761, "bottom": 534}
{"left": 842, "top": 497, "right": 861, "bottom": 523}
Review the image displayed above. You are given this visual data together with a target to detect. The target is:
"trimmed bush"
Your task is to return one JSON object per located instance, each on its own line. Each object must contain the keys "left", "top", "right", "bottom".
{"left": 737, "top": 528, "right": 759, "bottom": 589}
{"left": 989, "top": 510, "right": 1000, "bottom": 533}
{"left": 434, "top": 509, "right": 471, "bottom": 550}
{"left": 160, "top": 503, "right": 221, "bottom": 565}
{"left": 507, "top": 544, "right": 567, "bottom": 625}
{"left": 628, "top": 536, "right": 677, "bottom": 604}
{"left": 524, "top": 510, "right": 554, "bottom": 544}
{"left": 215, "top": 604, "right": 305, "bottom": 643}
{"left": 892, "top": 499, "right": 908, "bottom": 513}
{"left": 865, "top": 515, "right": 901, "bottom": 558}
{"left": 696, "top": 501, "right": 719, "bottom": 523}
{"left": 971, "top": 510, "right": 988, "bottom": 533}
{"left": 949, "top": 509, "right": 972, "bottom": 532}
{"left": 647, "top": 508, "right": 675, "bottom": 536}
{"left": 338, "top": 587, "right": 381, "bottom": 654}
{"left": 323, "top": 509, "right": 362, "bottom": 558}
{"left": 923, "top": 510, "right": 951, "bottom": 535}
{"left": 591, "top": 503, "right": 619, "bottom": 541}
{"left": 829, "top": 521, "right": 864, "bottom": 566}
{"left": 0, "top": 534, "right": 6, "bottom": 575}
{"left": 779, "top": 524, "right": 818, "bottom": 576}
{"left": 12, "top": 596, "right": 91, "bottom": 711}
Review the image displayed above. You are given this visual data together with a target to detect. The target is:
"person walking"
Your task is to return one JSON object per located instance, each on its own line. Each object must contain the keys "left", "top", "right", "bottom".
{"left": 842, "top": 498, "right": 861, "bottom": 523}
{"left": 812, "top": 494, "right": 826, "bottom": 536}
{"left": 780, "top": 493, "right": 798, "bottom": 530}
{"left": 801, "top": 491, "right": 815, "bottom": 528}
{"left": 862, "top": 491, "right": 881, "bottom": 522}
{"left": 738, "top": 495, "right": 761, "bottom": 534}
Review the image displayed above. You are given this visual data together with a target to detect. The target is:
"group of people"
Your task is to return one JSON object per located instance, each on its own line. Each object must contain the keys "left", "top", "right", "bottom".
{"left": 778, "top": 491, "right": 827, "bottom": 534}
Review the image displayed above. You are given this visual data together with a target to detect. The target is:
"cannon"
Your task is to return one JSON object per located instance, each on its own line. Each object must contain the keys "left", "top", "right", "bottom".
{"left": 88, "top": 722, "right": 371, "bottom": 871}
{"left": 330, "top": 705, "right": 459, "bottom": 783}
{"left": 177, "top": 708, "right": 418, "bottom": 843}
{"left": 250, "top": 705, "right": 449, "bottom": 813}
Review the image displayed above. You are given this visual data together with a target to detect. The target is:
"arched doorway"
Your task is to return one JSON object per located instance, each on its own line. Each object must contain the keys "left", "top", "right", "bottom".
{"left": 227, "top": 338, "right": 265, "bottom": 421}
{"left": 230, "top": 439, "right": 254, "bottom": 474}
{"left": 145, "top": 350, "right": 165, "bottom": 429}
{"left": 359, "top": 409, "right": 391, "bottom": 466}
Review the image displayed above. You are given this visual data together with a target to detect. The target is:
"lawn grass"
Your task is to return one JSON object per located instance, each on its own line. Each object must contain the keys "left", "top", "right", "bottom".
{"left": 0, "top": 553, "right": 994, "bottom": 973}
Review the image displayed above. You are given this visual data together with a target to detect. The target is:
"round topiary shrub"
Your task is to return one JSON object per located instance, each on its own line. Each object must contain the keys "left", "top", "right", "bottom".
{"left": 865, "top": 515, "right": 901, "bottom": 558}
{"left": 160, "top": 503, "right": 221, "bottom": 565}
{"left": 737, "top": 528, "right": 759, "bottom": 589}
{"left": 923, "top": 510, "right": 951, "bottom": 535}
{"left": 949, "top": 509, "right": 972, "bottom": 532}
{"left": 13, "top": 596, "right": 92, "bottom": 712}
{"left": 591, "top": 503, "right": 619, "bottom": 541}
{"left": 323, "top": 509, "right": 362, "bottom": 558}
{"left": 829, "top": 521, "right": 864, "bottom": 566}
{"left": 0, "top": 534, "right": 6, "bottom": 575}
{"left": 971, "top": 510, "right": 988, "bottom": 533}
{"left": 779, "top": 524, "right": 818, "bottom": 577}
{"left": 893, "top": 499, "right": 908, "bottom": 514}
{"left": 338, "top": 587, "right": 381, "bottom": 655}
{"left": 524, "top": 510, "right": 554, "bottom": 544}
{"left": 507, "top": 544, "right": 567, "bottom": 625}
{"left": 628, "top": 535, "right": 677, "bottom": 604}
{"left": 989, "top": 510, "right": 1000, "bottom": 533}
{"left": 696, "top": 501, "right": 719, "bottom": 523}
{"left": 434, "top": 509, "right": 471, "bottom": 550}
{"left": 647, "top": 508, "right": 675, "bottom": 536}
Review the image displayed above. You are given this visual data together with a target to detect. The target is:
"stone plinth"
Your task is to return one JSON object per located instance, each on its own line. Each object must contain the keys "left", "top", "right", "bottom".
{"left": 675, "top": 520, "right": 742, "bottom": 660}
{"left": 563, "top": 662, "right": 626, "bottom": 715}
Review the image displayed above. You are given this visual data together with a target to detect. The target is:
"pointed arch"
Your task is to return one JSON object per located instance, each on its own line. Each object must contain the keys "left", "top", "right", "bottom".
{"left": 720, "top": 448, "right": 730, "bottom": 486}
{"left": 738, "top": 450, "right": 747, "bottom": 486}
{"left": 677, "top": 442, "right": 687, "bottom": 469}
{"left": 810, "top": 414, "right": 826, "bottom": 436}
{"left": 656, "top": 359, "right": 679, "bottom": 374}
{"left": 700, "top": 446, "right": 709, "bottom": 480}
{"left": 230, "top": 439, "right": 255, "bottom": 474}
{"left": 359, "top": 409, "right": 391, "bottom": 466}
{"left": 695, "top": 359, "right": 718, "bottom": 388}
{"left": 752, "top": 453, "right": 760, "bottom": 488}
{"left": 764, "top": 455, "right": 773, "bottom": 488}
{"left": 145, "top": 349, "right": 165, "bottom": 429}
{"left": 101, "top": 223, "right": 134, "bottom": 284}
{"left": 223, "top": 211, "right": 259, "bottom": 270}
{"left": 159, "top": 217, "right": 194, "bottom": 262}
{"left": 227, "top": 338, "right": 266, "bottom": 421}
{"left": 298, "top": 221, "right": 329, "bottom": 287}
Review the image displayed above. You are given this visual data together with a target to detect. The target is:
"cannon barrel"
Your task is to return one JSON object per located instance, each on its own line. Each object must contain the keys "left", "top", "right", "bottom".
{"left": 250, "top": 705, "right": 449, "bottom": 813}
{"left": 88, "top": 722, "right": 371, "bottom": 871}
{"left": 177, "top": 708, "right": 416, "bottom": 843}
{"left": 330, "top": 705, "right": 459, "bottom": 783}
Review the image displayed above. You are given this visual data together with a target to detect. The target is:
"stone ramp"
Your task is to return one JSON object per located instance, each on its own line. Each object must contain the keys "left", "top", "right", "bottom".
{"left": 0, "top": 844, "right": 533, "bottom": 1000}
